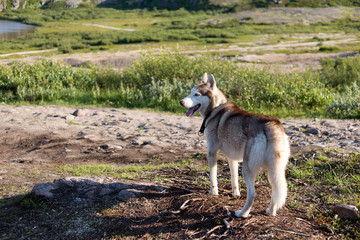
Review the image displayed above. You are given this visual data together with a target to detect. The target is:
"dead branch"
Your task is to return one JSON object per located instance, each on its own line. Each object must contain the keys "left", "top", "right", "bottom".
{"left": 193, "top": 206, "right": 234, "bottom": 240}
{"left": 166, "top": 198, "right": 203, "bottom": 214}
{"left": 193, "top": 225, "right": 222, "bottom": 240}
{"left": 237, "top": 219, "right": 255, "bottom": 229}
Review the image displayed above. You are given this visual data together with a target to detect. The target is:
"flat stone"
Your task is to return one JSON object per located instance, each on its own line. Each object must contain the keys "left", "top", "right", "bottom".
{"left": 117, "top": 189, "right": 137, "bottom": 201}
{"left": 31, "top": 177, "right": 166, "bottom": 204}
{"left": 98, "top": 187, "right": 115, "bottom": 196}
{"left": 333, "top": 204, "right": 359, "bottom": 221}
{"left": 31, "top": 182, "right": 57, "bottom": 198}
{"left": 304, "top": 128, "right": 319, "bottom": 135}
{"left": 65, "top": 115, "right": 75, "bottom": 121}
{"left": 107, "top": 182, "right": 129, "bottom": 191}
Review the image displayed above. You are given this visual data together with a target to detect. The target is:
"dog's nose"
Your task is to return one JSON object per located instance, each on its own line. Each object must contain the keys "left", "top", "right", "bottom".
{"left": 180, "top": 100, "right": 185, "bottom": 107}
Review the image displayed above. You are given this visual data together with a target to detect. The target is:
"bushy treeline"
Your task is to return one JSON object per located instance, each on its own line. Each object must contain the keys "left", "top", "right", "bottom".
{"left": 0, "top": 53, "right": 359, "bottom": 118}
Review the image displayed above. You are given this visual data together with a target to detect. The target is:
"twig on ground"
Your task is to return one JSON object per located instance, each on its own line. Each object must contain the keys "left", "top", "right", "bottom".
{"left": 237, "top": 218, "right": 255, "bottom": 229}
{"left": 295, "top": 217, "right": 317, "bottom": 227}
{"left": 194, "top": 206, "right": 234, "bottom": 240}
{"left": 167, "top": 198, "right": 203, "bottom": 214}
{"left": 222, "top": 206, "right": 233, "bottom": 229}
{"left": 194, "top": 225, "right": 222, "bottom": 240}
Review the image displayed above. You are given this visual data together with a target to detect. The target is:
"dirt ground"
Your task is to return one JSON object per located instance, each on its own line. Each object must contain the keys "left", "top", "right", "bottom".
{"left": 0, "top": 105, "right": 359, "bottom": 239}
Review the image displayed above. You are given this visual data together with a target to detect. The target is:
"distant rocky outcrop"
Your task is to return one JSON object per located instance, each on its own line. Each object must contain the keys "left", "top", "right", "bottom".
{"left": 0, "top": 0, "right": 110, "bottom": 10}
{"left": 0, "top": 0, "right": 40, "bottom": 10}
{"left": 0, "top": 0, "right": 6, "bottom": 11}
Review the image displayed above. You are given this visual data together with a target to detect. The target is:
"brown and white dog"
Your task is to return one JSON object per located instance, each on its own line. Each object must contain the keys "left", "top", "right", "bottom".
{"left": 180, "top": 73, "right": 290, "bottom": 217}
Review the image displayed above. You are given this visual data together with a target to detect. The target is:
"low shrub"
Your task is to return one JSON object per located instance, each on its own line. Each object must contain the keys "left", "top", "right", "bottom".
{"left": 0, "top": 53, "right": 359, "bottom": 119}
{"left": 320, "top": 56, "right": 360, "bottom": 90}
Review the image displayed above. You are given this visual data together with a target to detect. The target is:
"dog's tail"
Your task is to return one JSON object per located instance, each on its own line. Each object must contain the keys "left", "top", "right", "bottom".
{"left": 265, "top": 127, "right": 290, "bottom": 216}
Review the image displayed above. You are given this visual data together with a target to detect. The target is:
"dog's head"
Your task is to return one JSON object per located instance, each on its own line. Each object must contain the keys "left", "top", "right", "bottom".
{"left": 180, "top": 73, "right": 227, "bottom": 117}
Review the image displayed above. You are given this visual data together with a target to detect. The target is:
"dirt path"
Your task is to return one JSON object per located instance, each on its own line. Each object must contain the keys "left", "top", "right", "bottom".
{"left": 0, "top": 48, "right": 58, "bottom": 58}
{"left": 1, "top": 105, "right": 358, "bottom": 170}
{"left": 82, "top": 23, "right": 136, "bottom": 31}
{"left": 1, "top": 33, "right": 359, "bottom": 72}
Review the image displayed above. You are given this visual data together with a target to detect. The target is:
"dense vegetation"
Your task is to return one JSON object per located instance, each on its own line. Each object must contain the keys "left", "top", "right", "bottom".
{"left": 0, "top": 52, "right": 359, "bottom": 118}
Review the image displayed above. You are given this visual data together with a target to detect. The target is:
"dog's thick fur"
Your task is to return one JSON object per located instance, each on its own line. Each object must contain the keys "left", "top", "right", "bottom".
{"left": 180, "top": 73, "right": 290, "bottom": 217}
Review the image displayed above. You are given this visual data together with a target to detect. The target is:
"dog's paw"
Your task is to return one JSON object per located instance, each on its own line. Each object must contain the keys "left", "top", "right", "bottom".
{"left": 232, "top": 190, "right": 240, "bottom": 197}
{"left": 209, "top": 188, "right": 219, "bottom": 196}
{"left": 266, "top": 208, "right": 276, "bottom": 216}
{"left": 234, "top": 210, "right": 249, "bottom": 218}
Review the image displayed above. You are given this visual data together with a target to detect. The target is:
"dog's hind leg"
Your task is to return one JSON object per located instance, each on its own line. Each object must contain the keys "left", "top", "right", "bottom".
{"left": 266, "top": 151, "right": 288, "bottom": 216}
{"left": 207, "top": 150, "right": 219, "bottom": 195}
{"left": 234, "top": 161, "right": 258, "bottom": 218}
{"left": 235, "top": 136, "right": 265, "bottom": 218}
{"left": 228, "top": 160, "right": 240, "bottom": 197}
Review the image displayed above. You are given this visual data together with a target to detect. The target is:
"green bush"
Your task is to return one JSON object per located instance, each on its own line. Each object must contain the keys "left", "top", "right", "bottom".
{"left": 42, "top": 1, "right": 67, "bottom": 10}
{"left": 318, "top": 46, "right": 341, "bottom": 52}
{"left": 326, "top": 82, "right": 360, "bottom": 118}
{"left": 320, "top": 56, "right": 360, "bottom": 90}
{"left": 0, "top": 53, "right": 359, "bottom": 118}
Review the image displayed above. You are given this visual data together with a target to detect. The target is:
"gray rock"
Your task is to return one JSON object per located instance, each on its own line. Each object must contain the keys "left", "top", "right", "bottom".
{"left": 65, "top": 0, "right": 81, "bottom": 8}
{"left": 72, "top": 109, "right": 84, "bottom": 117}
{"left": 355, "top": 130, "right": 360, "bottom": 137}
{"left": 11, "top": 0, "right": 21, "bottom": 9}
{"left": 31, "top": 182, "right": 57, "bottom": 198}
{"left": 0, "top": 0, "right": 7, "bottom": 11}
{"left": 117, "top": 189, "right": 137, "bottom": 201}
{"left": 333, "top": 204, "right": 359, "bottom": 220}
{"left": 98, "top": 187, "right": 115, "bottom": 196}
{"left": 349, "top": 127, "right": 357, "bottom": 132}
{"left": 304, "top": 128, "right": 319, "bottom": 135}
{"left": 108, "top": 182, "right": 129, "bottom": 191}
{"left": 31, "top": 177, "right": 165, "bottom": 204}
{"left": 65, "top": 115, "right": 75, "bottom": 121}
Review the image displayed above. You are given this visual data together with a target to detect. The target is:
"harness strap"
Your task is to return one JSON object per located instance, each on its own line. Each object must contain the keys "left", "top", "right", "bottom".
{"left": 199, "top": 112, "right": 211, "bottom": 135}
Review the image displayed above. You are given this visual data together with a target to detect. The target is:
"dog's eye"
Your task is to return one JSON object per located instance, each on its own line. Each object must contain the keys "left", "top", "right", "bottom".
{"left": 194, "top": 93, "right": 201, "bottom": 97}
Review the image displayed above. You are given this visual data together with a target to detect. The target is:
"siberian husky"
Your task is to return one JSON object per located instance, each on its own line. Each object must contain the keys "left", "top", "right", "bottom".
{"left": 180, "top": 73, "right": 290, "bottom": 217}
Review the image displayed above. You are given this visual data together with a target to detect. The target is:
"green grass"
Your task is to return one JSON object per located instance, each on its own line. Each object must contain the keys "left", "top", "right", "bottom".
{"left": 287, "top": 150, "right": 360, "bottom": 238}
{"left": 56, "top": 158, "right": 198, "bottom": 180}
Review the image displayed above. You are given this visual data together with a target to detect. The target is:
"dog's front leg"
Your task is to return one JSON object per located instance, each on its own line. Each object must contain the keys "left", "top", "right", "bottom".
{"left": 228, "top": 160, "right": 240, "bottom": 197}
{"left": 207, "top": 150, "right": 218, "bottom": 195}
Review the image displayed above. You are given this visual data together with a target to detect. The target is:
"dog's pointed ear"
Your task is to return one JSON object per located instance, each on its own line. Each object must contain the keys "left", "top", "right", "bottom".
{"left": 206, "top": 74, "right": 216, "bottom": 90}
{"left": 201, "top": 73, "right": 208, "bottom": 83}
